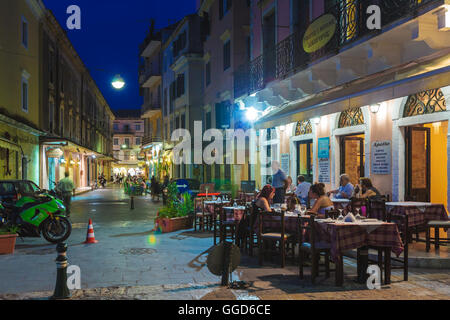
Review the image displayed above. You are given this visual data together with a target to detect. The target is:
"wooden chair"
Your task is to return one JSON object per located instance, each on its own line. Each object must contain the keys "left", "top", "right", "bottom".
{"left": 298, "top": 215, "right": 332, "bottom": 284}
{"left": 194, "top": 198, "right": 212, "bottom": 232}
{"left": 350, "top": 198, "right": 366, "bottom": 214}
{"left": 426, "top": 220, "right": 450, "bottom": 252}
{"left": 240, "top": 201, "right": 260, "bottom": 256}
{"left": 387, "top": 211, "right": 409, "bottom": 281}
{"left": 258, "top": 210, "right": 294, "bottom": 268}
{"left": 218, "top": 204, "right": 238, "bottom": 243}
{"left": 325, "top": 209, "right": 340, "bottom": 219}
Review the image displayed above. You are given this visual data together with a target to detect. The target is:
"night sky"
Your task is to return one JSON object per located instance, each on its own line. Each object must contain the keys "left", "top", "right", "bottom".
{"left": 42, "top": 0, "right": 196, "bottom": 112}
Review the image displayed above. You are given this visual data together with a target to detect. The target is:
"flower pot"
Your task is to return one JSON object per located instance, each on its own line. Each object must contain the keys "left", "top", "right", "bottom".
{"left": 0, "top": 234, "right": 17, "bottom": 255}
{"left": 155, "top": 216, "right": 193, "bottom": 233}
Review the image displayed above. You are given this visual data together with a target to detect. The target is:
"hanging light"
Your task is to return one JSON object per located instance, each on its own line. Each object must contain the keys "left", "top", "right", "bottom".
{"left": 370, "top": 103, "right": 381, "bottom": 113}
{"left": 111, "top": 74, "right": 125, "bottom": 90}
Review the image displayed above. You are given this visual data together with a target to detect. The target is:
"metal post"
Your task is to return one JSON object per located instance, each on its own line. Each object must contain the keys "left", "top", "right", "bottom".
{"left": 221, "top": 241, "right": 232, "bottom": 286}
{"left": 130, "top": 196, "right": 135, "bottom": 210}
{"left": 51, "top": 242, "right": 71, "bottom": 300}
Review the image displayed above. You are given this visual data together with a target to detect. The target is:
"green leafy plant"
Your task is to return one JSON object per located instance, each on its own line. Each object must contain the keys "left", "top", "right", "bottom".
{"left": 0, "top": 225, "right": 19, "bottom": 235}
{"left": 158, "top": 182, "right": 194, "bottom": 219}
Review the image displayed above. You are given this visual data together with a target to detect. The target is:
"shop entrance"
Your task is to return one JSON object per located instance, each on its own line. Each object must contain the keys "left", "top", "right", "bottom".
{"left": 340, "top": 134, "right": 365, "bottom": 185}
{"left": 296, "top": 140, "right": 313, "bottom": 183}
{"left": 405, "top": 122, "right": 448, "bottom": 205}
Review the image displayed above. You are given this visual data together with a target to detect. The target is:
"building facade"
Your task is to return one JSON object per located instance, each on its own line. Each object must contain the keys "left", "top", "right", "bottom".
{"left": 198, "top": 0, "right": 251, "bottom": 192}
{"left": 161, "top": 14, "right": 204, "bottom": 181}
{"left": 233, "top": 0, "right": 450, "bottom": 213}
{"left": 39, "top": 11, "right": 115, "bottom": 190}
{"left": 112, "top": 110, "right": 145, "bottom": 177}
{"left": 0, "top": 0, "right": 46, "bottom": 185}
{"left": 139, "top": 24, "right": 165, "bottom": 180}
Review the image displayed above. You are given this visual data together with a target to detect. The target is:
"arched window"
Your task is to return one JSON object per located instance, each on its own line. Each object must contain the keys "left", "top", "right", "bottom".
{"left": 295, "top": 120, "right": 312, "bottom": 135}
{"left": 338, "top": 107, "right": 364, "bottom": 128}
{"left": 403, "top": 88, "right": 446, "bottom": 118}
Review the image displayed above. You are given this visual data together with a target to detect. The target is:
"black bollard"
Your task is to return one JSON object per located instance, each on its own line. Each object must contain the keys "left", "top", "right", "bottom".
{"left": 130, "top": 196, "right": 135, "bottom": 210}
{"left": 51, "top": 242, "right": 71, "bottom": 300}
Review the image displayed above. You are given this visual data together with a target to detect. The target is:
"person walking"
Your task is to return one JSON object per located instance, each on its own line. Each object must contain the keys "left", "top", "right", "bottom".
{"left": 57, "top": 172, "right": 76, "bottom": 217}
{"left": 271, "top": 160, "right": 289, "bottom": 204}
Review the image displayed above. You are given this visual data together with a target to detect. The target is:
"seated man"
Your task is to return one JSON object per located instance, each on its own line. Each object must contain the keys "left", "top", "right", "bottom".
{"left": 295, "top": 175, "right": 311, "bottom": 205}
{"left": 328, "top": 174, "right": 354, "bottom": 199}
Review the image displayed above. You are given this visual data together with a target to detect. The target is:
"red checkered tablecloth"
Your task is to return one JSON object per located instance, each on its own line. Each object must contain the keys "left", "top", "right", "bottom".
{"left": 317, "top": 222, "right": 404, "bottom": 263}
{"left": 253, "top": 215, "right": 299, "bottom": 234}
{"left": 222, "top": 207, "right": 246, "bottom": 222}
{"left": 386, "top": 204, "right": 449, "bottom": 227}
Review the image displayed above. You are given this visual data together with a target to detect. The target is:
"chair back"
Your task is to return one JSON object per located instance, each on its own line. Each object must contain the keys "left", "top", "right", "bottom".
{"left": 367, "top": 196, "right": 387, "bottom": 221}
{"left": 259, "top": 211, "right": 286, "bottom": 237}
{"left": 200, "top": 183, "right": 215, "bottom": 194}
{"left": 350, "top": 197, "right": 366, "bottom": 213}
{"left": 298, "top": 215, "right": 316, "bottom": 249}
{"left": 234, "top": 199, "right": 246, "bottom": 206}
{"left": 325, "top": 209, "right": 339, "bottom": 219}
{"left": 194, "top": 197, "right": 203, "bottom": 213}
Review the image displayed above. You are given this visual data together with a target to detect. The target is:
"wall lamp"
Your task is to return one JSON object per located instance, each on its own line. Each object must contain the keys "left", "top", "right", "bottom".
{"left": 370, "top": 103, "right": 381, "bottom": 114}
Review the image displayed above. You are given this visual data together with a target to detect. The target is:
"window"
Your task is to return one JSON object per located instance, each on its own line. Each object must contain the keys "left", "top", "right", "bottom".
{"left": 21, "top": 17, "right": 28, "bottom": 48}
{"left": 403, "top": 88, "right": 446, "bottom": 117}
{"left": 205, "top": 61, "right": 211, "bottom": 86}
{"left": 135, "top": 137, "right": 141, "bottom": 146}
{"left": 124, "top": 138, "right": 130, "bottom": 146}
{"left": 176, "top": 74, "right": 185, "bottom": 97}
{"left": 223, "top": 40, "right": 231, "bottom": 71}
{"left": 219, "top": 0, "right": 232, "bottom": 19}
{"left": 21, "top": 77, "right": 28, "bottom": 112}
{"left": 135, "top": 124, "right": 141, "bottom": 131}
{"left": 113, "top": 123, "right": 119, "bottom": 131}
{"left": 338, "top": 107, "right": 364, "bottom": 128}
{"left": 114, "top": 138, "right": 119, "bottom": 145}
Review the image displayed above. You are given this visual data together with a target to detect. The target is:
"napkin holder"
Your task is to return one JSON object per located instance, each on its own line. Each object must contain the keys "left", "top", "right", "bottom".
{"left": 344, "top": 212, "right": 356, "bottom": 223}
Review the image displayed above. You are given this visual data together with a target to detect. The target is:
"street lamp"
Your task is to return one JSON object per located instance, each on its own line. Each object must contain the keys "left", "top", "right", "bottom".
{"left": 246, "top": 107, "right": 259, "bottom": 122}
{"left": 111, "top": 74, "right": 125, "bottom": 90}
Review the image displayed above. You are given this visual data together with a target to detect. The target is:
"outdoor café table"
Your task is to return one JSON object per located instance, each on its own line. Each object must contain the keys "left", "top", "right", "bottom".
{"left": 203, "top": 200, "right": 230, "bottom": 244}
{"left": 239, "top": 192, "right": 257, "bottom": 203}
{"left": 253, "top": 211, "right": 299, "bottom": 234}
{"left": 385, "top": 202, "right": 449, "bottom": 227}
{"left": 315, "top": 219, "right": 404, "bottom": 286}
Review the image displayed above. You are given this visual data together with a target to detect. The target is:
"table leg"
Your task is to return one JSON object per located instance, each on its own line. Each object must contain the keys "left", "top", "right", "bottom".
{"left": 357, "top": 246, "right": 369, "bottom": 284}
{"left": 384, "top": 247, "right": 391, "bottom": 285}
{"left": 335, "top": 255, "right": 344, "bottom": 287}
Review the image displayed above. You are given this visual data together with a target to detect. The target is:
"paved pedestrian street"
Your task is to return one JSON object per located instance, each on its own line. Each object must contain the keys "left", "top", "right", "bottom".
{"left": 0, "top": 187, "right": 449, "bottom": 300}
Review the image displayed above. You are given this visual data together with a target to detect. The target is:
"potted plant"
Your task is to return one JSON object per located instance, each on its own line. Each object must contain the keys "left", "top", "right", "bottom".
{"left": 0, "top": 225, "right": 19, "bottom": 255}
{"left": 155, "top": 182, "right": 194, "bottom": 233}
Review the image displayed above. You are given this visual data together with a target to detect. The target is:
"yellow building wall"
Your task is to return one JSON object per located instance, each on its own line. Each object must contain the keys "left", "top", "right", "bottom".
{"left": 0, "top": 0, "right": 41, "bottom": 184}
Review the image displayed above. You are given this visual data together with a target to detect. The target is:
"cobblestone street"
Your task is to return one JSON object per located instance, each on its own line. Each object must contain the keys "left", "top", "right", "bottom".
{"left": 0, "top": 187, "right": 449, "bottom": 300}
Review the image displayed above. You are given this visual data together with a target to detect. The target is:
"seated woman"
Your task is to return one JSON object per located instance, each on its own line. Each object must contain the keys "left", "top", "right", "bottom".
{"left": 309, "top": 183, "right": 334, "bottom": 215}
{"left": 286, "top": 176, "right": 297, "bottom": 193}
{"left": 255, "top": 185, "right": 275, "bottom": 213}
{"left": 355, "top": 177, "right": 381, "bottom": 199}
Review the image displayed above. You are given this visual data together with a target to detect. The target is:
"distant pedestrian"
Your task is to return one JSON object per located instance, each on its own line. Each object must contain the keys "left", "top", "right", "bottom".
{"left": 57, "top": 172, "right": 75, "bottom": 217}
{"left": 271, "top": 160, "right": 288, "bottom": 204}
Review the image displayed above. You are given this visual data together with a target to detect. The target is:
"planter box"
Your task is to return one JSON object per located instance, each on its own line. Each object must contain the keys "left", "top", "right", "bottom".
{"left": 0, "top": 234, "right": 17, "bottom": 255}
{"left": 155, "top": 216, "right": 193, "bottom": 233}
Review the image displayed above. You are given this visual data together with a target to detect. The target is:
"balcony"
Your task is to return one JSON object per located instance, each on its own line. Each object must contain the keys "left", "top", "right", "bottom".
{"left": 141, "top": 135, "right": 163, "bottom": 148}
{"left": 139, "top": 66, "right": 162, "bottom": 88}
{"left": 234, "top": 0, "right": 443, "bottom": 99}
{"left": 141, "top": 103, "right": 161, "bottom": 119}
{"left": 139, "top": 34, "right": 161, "bottom": 58}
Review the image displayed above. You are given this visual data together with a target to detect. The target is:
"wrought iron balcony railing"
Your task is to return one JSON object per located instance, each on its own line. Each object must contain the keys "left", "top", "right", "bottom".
{"left": 234, "top": 0, "right": 439, "bottom": 98}
{"left": 142, "top": 135, "right": 163, "bottom": 146}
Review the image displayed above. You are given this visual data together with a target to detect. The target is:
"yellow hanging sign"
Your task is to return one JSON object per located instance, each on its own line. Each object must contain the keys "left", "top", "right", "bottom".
{"left": 302, "top": 14, "right": 337, "bottom": 53}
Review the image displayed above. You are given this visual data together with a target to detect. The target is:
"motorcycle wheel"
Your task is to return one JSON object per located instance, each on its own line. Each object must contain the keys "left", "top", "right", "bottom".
{"left": 41, "top": 216, "right": 72, "bottom": 243}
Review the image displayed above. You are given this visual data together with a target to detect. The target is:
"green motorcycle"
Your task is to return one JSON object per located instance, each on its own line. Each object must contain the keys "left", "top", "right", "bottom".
{"left": 0, "top": 193, "right": 72, "bottom": 243}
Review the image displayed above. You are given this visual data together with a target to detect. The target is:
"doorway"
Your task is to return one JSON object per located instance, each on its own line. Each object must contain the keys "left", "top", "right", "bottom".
{"left": 340, "top": 134, "right": 365, "bottom": 185}
{"left": 296, "top": 140, "right": 313, "bottom": 183}
{"left": 405, "top": 122, "right": 448, "bottom": 205}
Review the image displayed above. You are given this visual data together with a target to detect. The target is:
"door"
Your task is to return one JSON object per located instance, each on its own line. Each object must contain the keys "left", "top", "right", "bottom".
{"left": 340, "top": 135, "right": 365, "bottom": 185}
{"left": 263, "top": 12, "right": 276, "bottom": 82}
{"left": 405, "top": 126, "right": 431, "bottom": 202}
{"left": 296, "top": 140, "right": 313, "bottom": 183}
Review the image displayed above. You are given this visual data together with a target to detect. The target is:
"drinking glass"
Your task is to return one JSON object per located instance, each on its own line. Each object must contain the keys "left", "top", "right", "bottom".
{"left": 355, "top": 208, "right": 361, "bottom": 221}
{"left": 337, "top": 209, "right": 344, "bottom": 222}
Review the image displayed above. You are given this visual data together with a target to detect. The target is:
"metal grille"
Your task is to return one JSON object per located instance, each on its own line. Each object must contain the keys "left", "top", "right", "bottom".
{"left": 403, "top": 88, "right": 447, "bottom": 117}
{"left": 295, "top": 120, "right": 313, "bottom": 136}
{"left": 338, "top": 107, "right": 365, "bottom": 128}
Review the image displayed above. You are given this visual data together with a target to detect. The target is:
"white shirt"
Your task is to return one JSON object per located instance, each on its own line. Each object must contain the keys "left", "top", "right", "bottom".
{"left": 295, "top": 182, "right": 311, "bottom": 199}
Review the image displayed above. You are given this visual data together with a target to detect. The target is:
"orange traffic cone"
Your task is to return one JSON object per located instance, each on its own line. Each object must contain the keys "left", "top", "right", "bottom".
{"left": 84, "top": 219, "right": 98, "bottom": 244}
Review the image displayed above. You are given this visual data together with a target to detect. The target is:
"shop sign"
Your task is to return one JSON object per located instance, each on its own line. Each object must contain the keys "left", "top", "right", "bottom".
{"left": 46, "top": 148, "right": 64, "bottom": 158}
{"left": 281, "top": 153, "right": 290, "bottom": 175}
{"left": 371, "top": 140, "right": 391, "bottom": 175}
{"left": 303, "top": 14, "right": 337, "bottom": 53}
{"left": 318, "top": 158, "right": 330, "bottom": 183}
{"left": 318, "top": 137, "right": 330, "bottom": 159}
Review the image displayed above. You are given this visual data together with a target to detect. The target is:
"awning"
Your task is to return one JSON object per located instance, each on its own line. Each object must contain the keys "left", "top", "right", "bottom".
{"left": 0, "top": 137, "right": 21, "bottom": 153}
{"left": 254, "top": 52, "right": 450, "bottom": 130}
